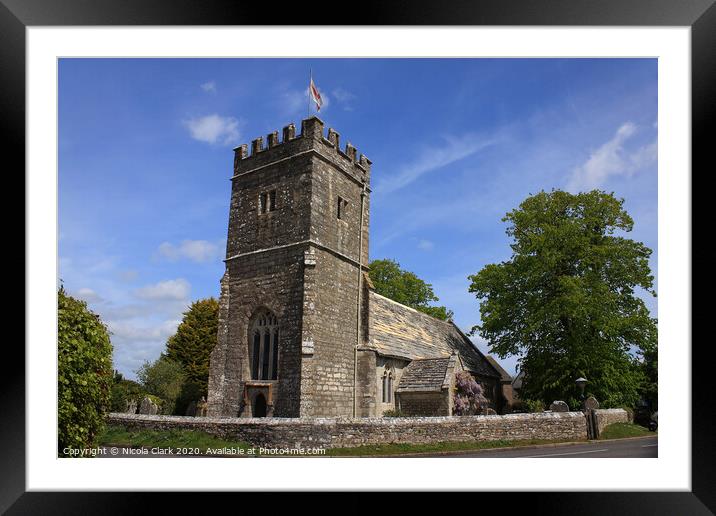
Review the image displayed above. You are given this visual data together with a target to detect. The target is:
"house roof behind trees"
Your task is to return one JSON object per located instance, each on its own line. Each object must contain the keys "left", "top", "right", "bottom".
{"left": 486, "top": 355, "right": 513, "bottom": 383}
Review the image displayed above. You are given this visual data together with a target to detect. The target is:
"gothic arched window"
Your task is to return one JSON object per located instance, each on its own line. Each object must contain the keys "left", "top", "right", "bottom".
{"left": 382, "top": 367, "right": 393, "bottom": 403}
{"left": 250, "top": 310, "right": 279, "bottom": 380}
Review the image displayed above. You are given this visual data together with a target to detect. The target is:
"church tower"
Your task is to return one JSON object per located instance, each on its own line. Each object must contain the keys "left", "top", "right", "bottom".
{"left": 207, "top": 117, "right": 371, "bottom": 417}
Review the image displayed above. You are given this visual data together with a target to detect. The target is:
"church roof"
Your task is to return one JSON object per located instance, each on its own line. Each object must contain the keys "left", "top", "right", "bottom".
{"left": 365, "top": 291, "right": 500, "bottom": 379}
{"left": 396, "top": 356, "right": 454, "bottom": 392}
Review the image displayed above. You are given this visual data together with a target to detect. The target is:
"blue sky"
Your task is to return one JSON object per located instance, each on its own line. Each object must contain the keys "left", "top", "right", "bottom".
{"left": 59, "top": 58, "right": 658, "bottom": 380}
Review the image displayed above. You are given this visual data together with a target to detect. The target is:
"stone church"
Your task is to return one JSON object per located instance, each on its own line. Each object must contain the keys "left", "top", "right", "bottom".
{"left": 206, "top": 117, "right": 505, "bottom": 418}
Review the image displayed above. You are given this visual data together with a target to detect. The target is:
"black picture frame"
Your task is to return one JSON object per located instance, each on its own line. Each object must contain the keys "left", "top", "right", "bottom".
{"left": 6, "top": 0, "right": 712, "bottom": 513}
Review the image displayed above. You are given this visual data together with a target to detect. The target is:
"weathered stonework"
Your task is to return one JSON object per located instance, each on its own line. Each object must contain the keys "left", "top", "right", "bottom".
{"left": 592, "top": 408, "right": 630, "bottom": 436}
{"left": 207, "top": 116, "right": 506, "bottom": 419}
{"left": 107, "top": 412, "right": 589, "bottom": 449}
{"left": 207, "top": 117, "right": 371, "bottom": 418}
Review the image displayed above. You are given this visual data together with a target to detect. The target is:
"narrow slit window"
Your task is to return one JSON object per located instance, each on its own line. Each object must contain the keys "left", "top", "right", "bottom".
{"left": 269, "top": 190, "right": 277, "bottom": 212}
{"left": 259, "top": 192, "right": 268, "bottom": 214}
{"left": 337, "top": 196, "right": 348, "bottom": 220}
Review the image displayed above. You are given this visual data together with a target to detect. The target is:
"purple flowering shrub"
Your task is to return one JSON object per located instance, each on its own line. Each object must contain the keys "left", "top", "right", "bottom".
{"left": 454, "top": 371, "right": 488, "bottom": 416}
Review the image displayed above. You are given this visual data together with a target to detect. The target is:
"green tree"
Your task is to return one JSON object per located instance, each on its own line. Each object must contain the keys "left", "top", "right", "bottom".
{"left": 136, "top": 355, "right": 185, "bottom": 415}
{"left": 369, "top": 259, "right": 454, "bottom": 321}
{"left": 639, "top": 347, "right": 658, "bottom": 410}
{"left": 165, "top": 298, "right": 219, "bottom": 398}
{"left": 58, "top": 286, "right": 113, "bottom": 456}
{"left": 468, "top": 190, "right": 657, "bottom": 408}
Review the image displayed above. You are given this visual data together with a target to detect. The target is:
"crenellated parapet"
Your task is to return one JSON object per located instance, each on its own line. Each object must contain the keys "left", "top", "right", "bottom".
{"left": 232, "top": 116, "right": 371, "bottom": 184}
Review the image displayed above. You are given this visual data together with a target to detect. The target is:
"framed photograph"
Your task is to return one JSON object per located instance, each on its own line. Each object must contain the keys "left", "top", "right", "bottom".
{"left": 9, "top": 0, "right": 712, "bottom": 512}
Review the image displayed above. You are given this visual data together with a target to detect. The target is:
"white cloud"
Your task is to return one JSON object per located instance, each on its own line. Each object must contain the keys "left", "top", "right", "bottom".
{"left": 567, "top": 122, "right": 657, "bottom": 191}
{"left": 75, "top": 287, "right": 103, "bottom": 303}
{"left": 629, "top": 141, "right": 658, "bottom": 170}
{"left": 332, "top": 87, "right": 356, "bottom": 110}
{"left": 157, "top": 239, "right": 221, "bottom": 263}
{"left": 134, "top": 278, "right": 191, "bottom": 301}
{"left": 377, "top": 133, "right": 499, "bottom": 195}
{"left": 183, "top": 114, "right": 241, "bottom": 146}
{"left": 200, "top": 81, "right": 217, "bottom": 93}
{"left": 107, "top": 319, "right": 181, "bottom": 343}
{"left": 417, "top": 239, "right": 434, "bottom": 251}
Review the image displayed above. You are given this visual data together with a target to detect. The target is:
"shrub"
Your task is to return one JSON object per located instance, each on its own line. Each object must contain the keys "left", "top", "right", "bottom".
{"left": 523, "top": 399, "right": 545, "bottom": 413}
{"left": 453, "top": 371, "right": 488, "bottom": 416}
{"left": 136, "top": 355, "right": 185, "bottom": 415}
{"left": 58, "top": 287, "right": 113, "bottom": 456}
{"left": 110, "top": 371, "right": 146, "bottom": 413}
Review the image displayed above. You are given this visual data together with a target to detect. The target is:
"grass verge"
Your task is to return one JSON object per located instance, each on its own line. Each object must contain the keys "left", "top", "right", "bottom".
{"left": 325, "top": 438, "right": 582, "bottom": 456}
{"left": 99, "top": 425, "right": 252, "bottom": 453}
{"left": 599, "top": 422, "right": 655, "bottom": 440}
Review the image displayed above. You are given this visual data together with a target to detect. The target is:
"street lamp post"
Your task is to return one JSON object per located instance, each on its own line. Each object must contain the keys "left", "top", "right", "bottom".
{"left": 576, "top": 377, "right": 588, "bottom": 410}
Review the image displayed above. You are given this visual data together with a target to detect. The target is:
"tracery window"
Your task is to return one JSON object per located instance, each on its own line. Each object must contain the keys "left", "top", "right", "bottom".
{"left": 382, "top": 367, "right": 393, "bottom": 403}
{"left": 250, "top": 310, "right": 279, "bottom": 380}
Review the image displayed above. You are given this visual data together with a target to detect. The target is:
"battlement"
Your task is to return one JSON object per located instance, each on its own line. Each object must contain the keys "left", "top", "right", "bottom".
{"left": 233, "top": 116, "right": 372, "bottom": 177}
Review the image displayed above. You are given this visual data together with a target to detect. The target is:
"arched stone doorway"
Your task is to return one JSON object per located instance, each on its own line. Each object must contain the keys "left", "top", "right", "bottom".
{"left": 253, "top": 393, "right": 267, "bottom": 418}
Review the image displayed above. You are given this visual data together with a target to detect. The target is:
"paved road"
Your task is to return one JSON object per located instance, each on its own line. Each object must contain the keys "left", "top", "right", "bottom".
{"left": 410, "top": 436, "right": 658, "bottom": 458}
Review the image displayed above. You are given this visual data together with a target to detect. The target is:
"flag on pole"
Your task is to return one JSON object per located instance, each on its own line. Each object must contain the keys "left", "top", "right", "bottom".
{"left": 309, "top": 77, "right": 323, "bottom": 111}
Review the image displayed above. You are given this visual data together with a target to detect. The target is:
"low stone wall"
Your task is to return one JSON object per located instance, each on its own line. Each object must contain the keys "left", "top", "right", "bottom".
{"left": 107, "top": 411, "right": 588, "bottom": 449}
{"left": 593, "top": 408, "right": 630, "bottom": 436}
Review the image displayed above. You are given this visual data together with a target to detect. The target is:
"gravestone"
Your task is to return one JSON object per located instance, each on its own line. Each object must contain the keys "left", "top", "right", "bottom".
{"left": 584, "top": 396, "right": 600, "bottom": 410}
{"left": 138, "top": 396, "right": 159, "bottom": 415}
{"left": 196, "top": 396, "right": 208, "bottom": 417}
{"left": 125, "top": 399, "right": 138, "bottom": 414}
{"left": 549, "top": 400, "right": 569, "bottom": 412}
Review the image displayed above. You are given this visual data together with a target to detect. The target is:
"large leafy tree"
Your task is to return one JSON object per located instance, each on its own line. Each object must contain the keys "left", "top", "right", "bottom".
{"left": 58, "top": 286, "right": 113, "bottom": 456}
{"left": 165, "top": 297, "right": 219, "bottom": 398}
{"left": 468, "top": 190, "right": 657, "bottom": 408}
{"left": 136, "top": 355, "right": 185, "bottom": 415}
{"left": 369, "top": 259, "right": 453, "bottom": 321}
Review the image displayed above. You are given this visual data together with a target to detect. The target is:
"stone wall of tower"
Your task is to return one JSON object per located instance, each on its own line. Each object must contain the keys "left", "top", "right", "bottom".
{"left": 300, "top": 246, "right": 361, "bottom": 416}
{"left": 207, "top": 116, "right": 372, "bottom": 418}
{"left": 206, "top": 271, "right": 230, "bottom": 416}
{"left": 218, "top": 248, "right": 307, "bottom": 417}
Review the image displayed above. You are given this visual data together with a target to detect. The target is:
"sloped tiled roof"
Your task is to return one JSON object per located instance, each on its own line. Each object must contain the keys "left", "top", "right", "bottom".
{"left": 365, "top": 291, "right": 500, "bottom": 379}
{"left": 485, "top": 356, "right": 513, "bottom": 382}
{"left": 396, "top": 357, "right": 452, "bottom": 392}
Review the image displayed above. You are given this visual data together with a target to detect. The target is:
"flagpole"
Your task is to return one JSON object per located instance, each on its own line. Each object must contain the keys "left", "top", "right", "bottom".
{"left": 308, "top": 68, "right": 312, "bottom": 118}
